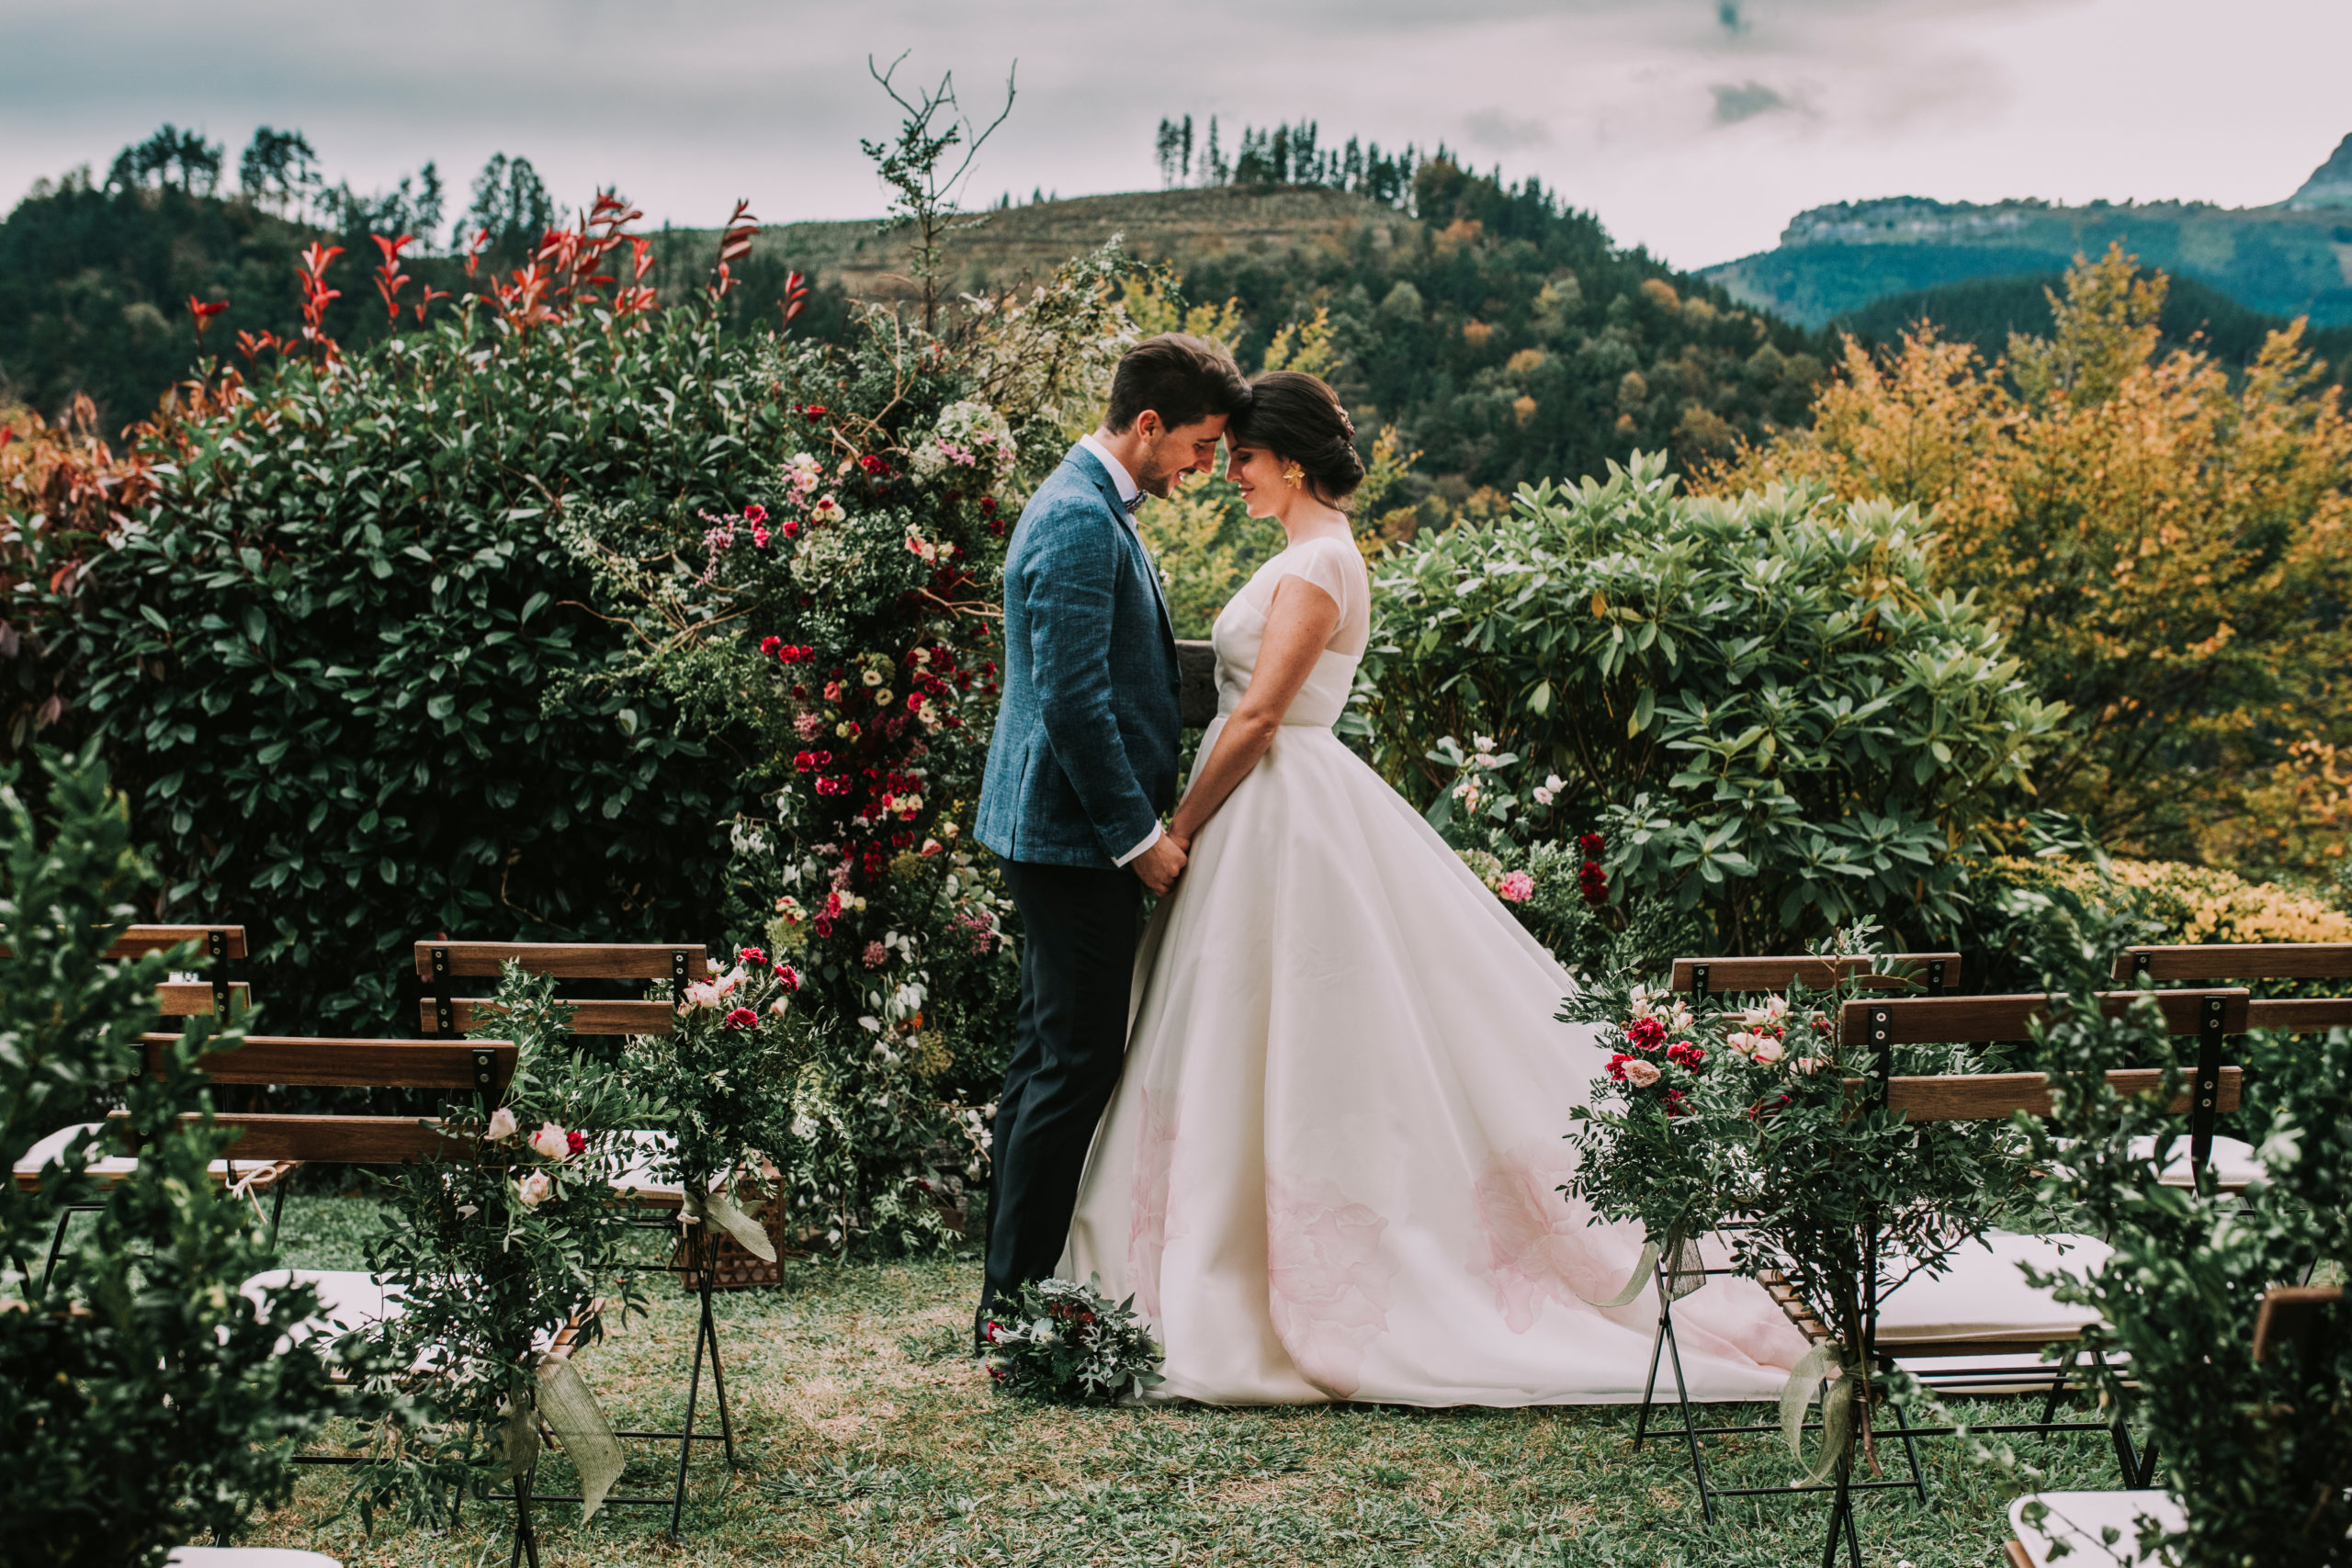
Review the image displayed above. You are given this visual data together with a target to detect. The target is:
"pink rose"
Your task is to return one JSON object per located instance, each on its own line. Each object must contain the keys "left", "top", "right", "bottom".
{"left": 485, "top": 1107, "right": 518, "bottom": 1142}
{"left": 1752, "top": 1036, "right": 1786, "bottom": 1066}
{"left": 1497, "top": 870, "right": 1533, "bottom": 904}
{"left": 529, "top": 1122, "right": 571, "bottom": 1161}
{"left": 517, "top": 1170, "right": 553, "bottom": 1207}
{"left": 1623, "top": 1059, "right": 1662, "bottom": 1088}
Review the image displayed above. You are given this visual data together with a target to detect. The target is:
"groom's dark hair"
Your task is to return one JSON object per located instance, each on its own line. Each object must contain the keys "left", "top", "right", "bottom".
{"left": 1104, "top": 333, "right": 1250, "bottom": 434}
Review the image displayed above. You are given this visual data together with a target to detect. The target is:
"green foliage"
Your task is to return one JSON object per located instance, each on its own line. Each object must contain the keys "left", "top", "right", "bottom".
{"left": 63, "top": 299, "right": 793, "bottom": 1034}
{"left": 2002, "top": 952, "right": 2352, "bottom": 1567}
{"left": 1363, "top": 452, "right": 2064, "bottom": 953}
{"left": 0, "top": 743, "right": 345, "bottom": 1566}
{"left": 1172, "top": 159, "right": 1834, "bottom": 495}
{"left": 354, "top": 963, "right": 658, "bottom": 1522}
{"left": 983, "top": 1275, "right": 1165, "bottom": 1405}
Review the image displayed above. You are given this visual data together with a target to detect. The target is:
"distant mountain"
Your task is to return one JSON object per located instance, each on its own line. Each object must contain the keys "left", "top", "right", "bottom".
{"left": 1702, "top": 137, "right": 2352, "bottom": 330}
{"left": 1831, "top": 272, "right": 2352, "bottom": 383}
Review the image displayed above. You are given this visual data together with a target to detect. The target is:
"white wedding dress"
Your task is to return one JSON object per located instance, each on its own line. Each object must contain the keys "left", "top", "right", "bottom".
{"left": 1059, "top": 536, "right": 1807, "bottom": 1405}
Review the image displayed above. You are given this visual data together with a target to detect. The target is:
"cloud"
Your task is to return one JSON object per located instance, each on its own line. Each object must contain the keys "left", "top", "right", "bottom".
{"left": 1709, "top": 80, "right": 1792, "bottom": 124}
{"left": 1462, "top": 108, "right": 1551, "bottom": 152}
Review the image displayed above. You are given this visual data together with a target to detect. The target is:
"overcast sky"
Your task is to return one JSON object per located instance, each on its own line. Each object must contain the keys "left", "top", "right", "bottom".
{"left": 3, "top": 0, "right": 2346, "bottom": 271}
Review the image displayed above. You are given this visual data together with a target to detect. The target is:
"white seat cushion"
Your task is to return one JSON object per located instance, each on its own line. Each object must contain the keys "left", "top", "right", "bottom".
{"left": 242, "top": 1269, "right": 406, "bottom": 1347}
{"left": 1875, "top": 1233, "right": 2109, "bottom": 1347}
{"left": 168, "top": 1551, "right": 343, "bottom": 1568}
{"left": 2009, "top": 1490, "right": 2184, "bottom": 1566}
{"left": 2132, "top": 1134, "right": 2262, "bottom": 1190}
{"left": 17, "top": 1122, "right": 286, "bottom": 1188}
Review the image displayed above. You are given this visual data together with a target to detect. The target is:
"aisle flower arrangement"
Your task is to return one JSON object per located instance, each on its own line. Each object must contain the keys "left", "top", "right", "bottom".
{"left": 1562, "top": 927, "right": 2032, "bottom": 1483}
{"left": 984, "top": 1275, "right": 1166, "bottom": 1406}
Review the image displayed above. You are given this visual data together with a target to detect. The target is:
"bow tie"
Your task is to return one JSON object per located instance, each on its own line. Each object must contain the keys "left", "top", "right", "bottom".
{"left": 1122, "top": 491, "right": 1145, "bottom": 516}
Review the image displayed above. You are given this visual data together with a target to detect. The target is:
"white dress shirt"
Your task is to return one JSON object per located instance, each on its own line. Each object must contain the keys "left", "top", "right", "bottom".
{"left": 1074, "top": 432, "right": 1165, "bottom": 870}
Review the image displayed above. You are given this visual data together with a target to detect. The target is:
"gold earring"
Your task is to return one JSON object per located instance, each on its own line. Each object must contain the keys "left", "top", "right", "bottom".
{"left": 1282, "top": 461, "right": 1306, "bottom": 489}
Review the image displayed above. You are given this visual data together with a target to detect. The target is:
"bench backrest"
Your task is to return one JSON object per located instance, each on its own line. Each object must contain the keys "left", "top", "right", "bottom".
{"left": 1841, "top": 987, "right": 2249, "bottom": 1176}
{"left": 1669, "top": 952, "right": 1961, "bottom": 999}
{"left": 130, "top": 1032, "right": 518, "bottom": 1165}
{"left": 413, "top": 941, "right": 712, "bottom": 1037}
{"left": 2113, "top": 943, "right": 2352, "bottom": 1033}
{"left": 2, "top": 924, "right": 251, "bottom": 1017}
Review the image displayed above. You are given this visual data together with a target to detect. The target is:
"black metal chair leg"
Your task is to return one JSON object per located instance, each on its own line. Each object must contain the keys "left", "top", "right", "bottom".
{"left": 669, "top": 1234, "right": 709, "bottom": 1540}
{"left": 1659, "top": 1295, "right": 1716, "bottom": 1528}
{"left": 510, "top": 1467, "right": 541, "bottom": 1568}
{"left": 701, "top": 1262, "right": 736, "bottom": 1465}
{"left": 40, "top": 1205, "right": 74, "bottom": 1291}
{"left": 1817, "top": 1457, "right": 1863, "bottom": 1568}
{"left": 2039, "top": 1345, "right": 2079, "bottom": 1426}
{"left": 1632, "top": 1302, "right": 1669, "bottom": 1450}
{"left": 266, "top": 1181, "right": 289, "bottom": 1251}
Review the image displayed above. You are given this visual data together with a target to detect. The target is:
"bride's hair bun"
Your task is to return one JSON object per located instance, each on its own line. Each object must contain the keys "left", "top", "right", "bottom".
{"left": 1229, "top": 370, "right": 1367, "bottom": 510}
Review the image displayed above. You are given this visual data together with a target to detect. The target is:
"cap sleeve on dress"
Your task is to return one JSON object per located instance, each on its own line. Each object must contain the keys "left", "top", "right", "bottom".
{"left": 1278, "top": 536, "right": 1358, "bottom": 615}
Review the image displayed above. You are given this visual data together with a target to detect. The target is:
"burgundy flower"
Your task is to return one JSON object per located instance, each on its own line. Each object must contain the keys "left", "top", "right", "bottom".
{"left": 743, "top": 503, "right": 768, "bottom": 525}
{"left": 1667, "top": 1041, "right": 1706, "bottom": 1069}
{"left": 774, "top": 963, "right": 800, "bottom": 991}
{"left": 1625, "top": 1016, "right": 1667, "bottom": 1052}
{"left": 566, "top": 1129, "right": 587, "bottom": 1156}
{"left": 760, "top": 636, "right": 783, "bottom": 656}
{"left": 738, "top": 945, "right": 766, "bottom": 965}
{"left": 723, "top": 1007, "right": 758, "bottom": 1031}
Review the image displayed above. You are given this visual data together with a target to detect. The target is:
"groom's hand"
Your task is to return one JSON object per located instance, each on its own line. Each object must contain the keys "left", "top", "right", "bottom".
{"left": 1132, "top": 833, "right": 1188, "bottom": 896}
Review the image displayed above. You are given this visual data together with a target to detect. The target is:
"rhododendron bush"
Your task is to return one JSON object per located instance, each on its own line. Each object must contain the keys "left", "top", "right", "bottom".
{"left": 565, "top": 243, "right": 1136, "bottom": 1249}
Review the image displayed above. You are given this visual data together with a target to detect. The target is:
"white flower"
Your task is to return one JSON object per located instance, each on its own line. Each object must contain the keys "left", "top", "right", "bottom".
{"left": 1724, "top": 1031, "right": 1760, "bottom": 1058}
{"left": 1665, "top": 1003, "right": 1695, "bottom": 1033}
{"left": 791, "top": 1113, "right": 820, "bottom": 1141}
{"left": 769, "top": 996, "right": 790, "bottom": 1016}
{"left": 1623, "top": 1059, "right": 1662, "bottom": 1088}
{"left": 1532, "top": 786, "right": 1555, "bottom": 806}
{"left": 485, "top": 1107, "right": 519, "bottom": 1142}
{"left": 1472, "top": 752, "right": 1499, "bottom": 770}
{"left": 517, "top": 1170, "right": 553, "bottom": 1207}
{"left": 1751, "top": 1035, "right": 1786, "bottom": 1066}
{"left": 1474, "top": 735, "right": 1498, "bottom": 751}
{"left": 862, "top": 669, "right": 883, "bottom": 687}
{"left": 1793, "top": 1056, "right": 1826, "bottom": 1077}
{"left": 529, "top": 1122, "right": 571, "bottom": 1161}
{"left": 1740, "top": 996, "right": 1790, "bottom": 1032}
{"left": 1544, "top": 773, "right": 1565, "bottom": 791}
{"left": 456, "top": 1202, "right": 481, "bottom": 1220}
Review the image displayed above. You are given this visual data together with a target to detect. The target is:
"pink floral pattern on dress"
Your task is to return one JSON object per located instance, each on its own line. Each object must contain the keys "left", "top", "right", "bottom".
{"left": 1265, "top": 1174, "right": 1397, "bottom": 1397}
{"left": 1126, "top": 1089, "right": 1179, "bottom": 1321}
{"left": 1469, "top": 1141, "right": 1633, "bottom": 1334}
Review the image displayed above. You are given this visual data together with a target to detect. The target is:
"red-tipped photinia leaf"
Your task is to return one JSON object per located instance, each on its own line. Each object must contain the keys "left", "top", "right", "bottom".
{"left": 463, "top": 227, "right": 492, "bottom": 277}
{"left": 186, "top": 295, "right": 230, "bottom": 340}
{"left": 781, "top": 269, "right": 809, "bottom": 325}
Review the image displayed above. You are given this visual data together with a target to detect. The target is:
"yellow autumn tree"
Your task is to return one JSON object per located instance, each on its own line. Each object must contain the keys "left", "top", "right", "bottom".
{"left": 1704, "top": 246, "right": 2352, "bottom": 876}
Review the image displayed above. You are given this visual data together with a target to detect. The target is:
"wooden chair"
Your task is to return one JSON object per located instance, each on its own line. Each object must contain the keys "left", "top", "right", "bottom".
{"left": 1636, "top": 983, "right": 2248, "bottom": 1554}
{"left": 1668, "top": 951, "right": 1962, "bottom": 1002}
{"left": 1629, "top": 952, "right": 1961, "bottom": 1529}
{"left": 411, "top": 938, "right": 734, "bottom": 1540}
{"left": 1999, "top": 1284, "right": 2340, "bottom": 1567}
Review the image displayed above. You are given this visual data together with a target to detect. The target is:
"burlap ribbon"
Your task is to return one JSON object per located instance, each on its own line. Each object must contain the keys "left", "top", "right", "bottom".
{"left": 682, "top": 1182, "right": 776, "bottom": 1263}
{"left": 496, "top": 1359, "right": 626, "bottom": 1519}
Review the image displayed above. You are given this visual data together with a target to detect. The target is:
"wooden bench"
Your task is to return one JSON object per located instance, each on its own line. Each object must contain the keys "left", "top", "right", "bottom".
{"left": 2114, "top": 942, "right": 2352, "bottom": 1033}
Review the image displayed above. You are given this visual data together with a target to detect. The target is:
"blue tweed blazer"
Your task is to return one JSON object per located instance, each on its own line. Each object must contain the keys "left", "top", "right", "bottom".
{"left": 977, "top": 446, "right": 1182, "bottom": 869}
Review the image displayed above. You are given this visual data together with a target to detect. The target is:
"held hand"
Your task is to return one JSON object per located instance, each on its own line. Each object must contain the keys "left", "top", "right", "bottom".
{"left": 1131, "top": 833, "right": 1189, "bottom": 897}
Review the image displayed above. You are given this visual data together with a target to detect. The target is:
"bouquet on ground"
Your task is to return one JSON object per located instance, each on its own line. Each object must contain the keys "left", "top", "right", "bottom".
{"left": 983, "top": 1275, "right": 1164, "bottom": 1405}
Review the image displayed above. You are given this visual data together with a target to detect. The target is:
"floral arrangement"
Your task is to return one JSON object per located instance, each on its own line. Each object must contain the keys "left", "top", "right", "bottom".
{"left": 1563, "top": 927, "right": 2031, "bottom": 1483}
{"left": 620, "top": 944, "right": 818, "bottom": 1241}
{"left": 983, "top": 1275, "right": 1165, "bottom": 1406}
{"left": 355, "top": 963, "right": 660, "bottom": 1522}
{"left": 563, "top": 243, "right": 1138, "bottom": 1252}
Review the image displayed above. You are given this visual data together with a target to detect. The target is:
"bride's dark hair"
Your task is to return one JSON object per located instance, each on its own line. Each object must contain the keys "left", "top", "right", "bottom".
{"left": 1227, "top": 370, "right": 1367, "bottom": 511}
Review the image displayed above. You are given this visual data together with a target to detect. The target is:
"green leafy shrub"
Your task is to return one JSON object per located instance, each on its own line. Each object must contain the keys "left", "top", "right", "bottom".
{"left": 1363, "top": 452, "right": 2064, "bottom": 953}
{"left": 62, "top": 274, "right": 785, "bottom": 1032}
{"left": 2007, "top": 958, "right": 2352, "bottom": 1567}
{"left": 0, "top": 744, "right": 346, "bottom": 1565}
{"left": 983, "top": 1275, "right": 1164, "bottom": 1405}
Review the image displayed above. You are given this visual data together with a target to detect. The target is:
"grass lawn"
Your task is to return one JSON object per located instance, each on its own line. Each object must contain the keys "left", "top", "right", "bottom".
{"left": 234, "top": 1195, "right": 2120, "bottom": 1567}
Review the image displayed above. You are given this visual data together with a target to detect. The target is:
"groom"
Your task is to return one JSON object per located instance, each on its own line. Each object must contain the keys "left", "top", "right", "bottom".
{"left": 972, "top": 333, "right": 1250, "bottom": 1348}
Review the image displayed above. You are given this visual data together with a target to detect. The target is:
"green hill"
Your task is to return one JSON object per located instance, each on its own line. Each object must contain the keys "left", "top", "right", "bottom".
{"left": 1702, "top": 137, "right": 2352, "bottom": 331}
{"left": 1831, "top": 271, "right": 2352, "bottom": 382}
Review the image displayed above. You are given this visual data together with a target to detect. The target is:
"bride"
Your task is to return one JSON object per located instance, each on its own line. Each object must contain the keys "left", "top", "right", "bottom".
{"left": 1059, "top": 370, "right": 1805, "bottom": 1405}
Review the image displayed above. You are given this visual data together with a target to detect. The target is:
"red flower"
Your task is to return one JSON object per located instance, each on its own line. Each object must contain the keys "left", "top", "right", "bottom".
{"left": 760, "top": 636, "right": 783, "bottom": 656}
{"left": 858, "top": 454, "right": 886, "bottom": 474}
{"left": 978, "top": 496, "right": 996, "bottom": 513}
{"left": 1606, "top": 1052, "right": 1634, "bottom": 1083}
{"left": 566, "top": 1129, "right": 587, "bottom": 1156}
{"left": 743, "top": 503, "right": 768, "bottom": 524}
{"left": 723, "top": 1007, "right": 758, "bottom": 1031}
{"left": 782, "top": 520, "right": 800, "bottom": 538}
{"left": 774, "top": 963, "right": 800, "bottom": 991}
{"left": 1663, "top": 1089, "right": 1690, "bottom": 1118}
{"left": 738, "top": 945, "right": 766, "bottom": 965}
{"left": 1625, "top": 1017, "right": 1666, "bottom": 1052}
{"left": 803, "top": 405, "right": 829, "bottom": 418}
{"left": 1667, "top": 1041, "right": 1705, "bottom": 1069}
{"left": 1578, "top": 832, "right": 1604, "bottom": 854}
